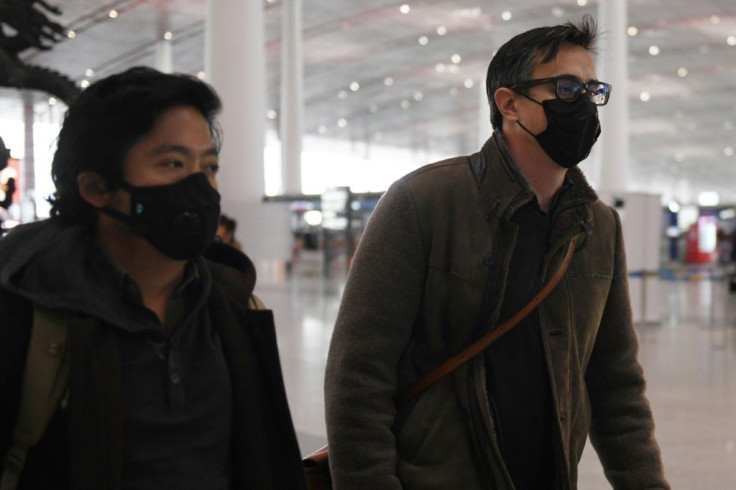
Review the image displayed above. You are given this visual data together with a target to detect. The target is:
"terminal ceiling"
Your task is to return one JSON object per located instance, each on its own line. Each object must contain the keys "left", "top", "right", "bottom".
{"left": 2, "top": 0, "right": 736, "bottom": 204}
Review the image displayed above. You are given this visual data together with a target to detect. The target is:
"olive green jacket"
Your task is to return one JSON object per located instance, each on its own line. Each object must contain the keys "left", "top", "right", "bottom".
{"left": 325, "top": 134, "right": 668, "bottom": 489}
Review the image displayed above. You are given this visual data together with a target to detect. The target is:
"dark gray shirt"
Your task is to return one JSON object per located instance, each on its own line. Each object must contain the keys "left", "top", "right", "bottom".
{"left": 89, "top": 246, "right": 233, "bottom": 490}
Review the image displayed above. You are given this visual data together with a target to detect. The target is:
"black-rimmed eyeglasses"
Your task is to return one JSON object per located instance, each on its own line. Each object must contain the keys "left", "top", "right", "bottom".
{"left": 510, "top": 76, "right": 612, "bottom": 106}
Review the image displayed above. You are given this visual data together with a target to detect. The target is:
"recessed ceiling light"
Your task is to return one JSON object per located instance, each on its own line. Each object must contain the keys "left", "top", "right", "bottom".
{"left": 197, "top": 71, "right": 206, "bottom": 80}
{"left": 67, "top": 30, "right": 76, "bottom": 38}
{"left": 551, "top": 7, "right": 564, "bottom": 18}
{"left": 384, "top": 76, "right": 394, "bottom": 86}
{"left": 451, "top": 54, "right": 462, "bottom": 64}
{"left": 349, "top": 81, "right": 360, "bottom": 92}
{"left": 627, "top": 26, "right": 638, "bottom": 36}
{"left": 455, "top": 8, "right": 481, "bottom": 19}
{"left": 677, "top": 67, "right": 688, "bottom": 77}
{"left": 163, "top": 31, "right": 173, "bottom": 41}
{"left": 725, "top": 147, "right": 735, "bottom": 157}
{"left": 418, "top": 36, "right": 428, "bottom": 45}
{"left": 501, "top": 11, "right": 512, "bottom": 21}
{"left": 640, "top": 91, "right": 651, "bottom": 102}
{"left": 414, "top": 91, "right": 423, "bottom": 101}
{"left": 727, "top": 36, "right": 736, "bottom": 46}
{"left": 464, "top": 79, "right": 474, "bottom": 89}
{"left": 80, "top": 79, "right": 90, "bottom": 88}
{"left": 577, "top": 0, "right": 587, "bottom": 6}
{"left": 399, "top": 4, "right": 410, "bottom": 14}
{"left": 401, "top": 100, "right": 410, "bottom": 109}
{"left": 48, "top": 97, "right": 57, "bottom": 106}
{"left": 108, "top": 10, "right": 118, "bottom": 18}
{"left": 698, "top": 191, "right": 720, "bottom": 207}
{"left": 436, "top": 26, "right": 446, "bottom": 35}
{"left": 85, "top": 68, "right": 94, "bottom": 77}
{"left": 337, "top": 118, "right": 348, "bottom": 128}
{"left": 435, "top": 63, "right": 446, "bottom": 72}
{"left": 648, "top": 45, "right": 660, "bottom": 56}
{"left": 266, "top": 109, "right": 277, "bottom": 120}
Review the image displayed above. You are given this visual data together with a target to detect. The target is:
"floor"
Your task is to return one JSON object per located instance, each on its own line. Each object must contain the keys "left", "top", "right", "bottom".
{"left": 255, "top": 254, "right": 735, "bottom": 488}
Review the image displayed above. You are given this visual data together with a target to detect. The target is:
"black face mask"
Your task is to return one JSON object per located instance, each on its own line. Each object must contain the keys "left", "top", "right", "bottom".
{"left": 517, "top": 94, "right": 602, "bottom": 168}
{"left": 101, "top": 172, "right": 221, "bottom": 260}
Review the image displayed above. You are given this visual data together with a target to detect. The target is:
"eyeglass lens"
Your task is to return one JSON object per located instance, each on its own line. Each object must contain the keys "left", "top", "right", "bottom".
{"left": 556, "top": 78, "right": 609, "bottom": 105}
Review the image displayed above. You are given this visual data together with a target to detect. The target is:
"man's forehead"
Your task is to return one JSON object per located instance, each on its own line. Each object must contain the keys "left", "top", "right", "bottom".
{"left": 532, "top": 46, "right": 596, "bottom": 78}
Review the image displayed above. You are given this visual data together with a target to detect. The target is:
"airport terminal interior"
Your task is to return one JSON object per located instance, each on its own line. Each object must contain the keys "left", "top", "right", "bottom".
{"left": 1, "top": 0, "right": 735, "bottom": 488}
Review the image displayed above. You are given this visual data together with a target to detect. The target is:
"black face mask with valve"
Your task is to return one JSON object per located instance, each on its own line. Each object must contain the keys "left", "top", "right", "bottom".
{"left": 101, "top": 172, "right": 221, "bottom": 260}
{"left": 517, "top": 95, "right": 602, "bottom": 168}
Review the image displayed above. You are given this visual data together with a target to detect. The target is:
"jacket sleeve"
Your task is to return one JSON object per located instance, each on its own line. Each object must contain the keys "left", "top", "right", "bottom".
{"left": 325, "top": 179, "right": 427, "bottom": 489}
{"left": 585, "top": 208, "right": 669, "bottom": 489}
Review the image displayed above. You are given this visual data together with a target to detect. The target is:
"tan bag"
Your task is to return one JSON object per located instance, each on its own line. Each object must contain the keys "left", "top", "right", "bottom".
{"left": 302, "top": 236, "right": 579, "bottom": 489}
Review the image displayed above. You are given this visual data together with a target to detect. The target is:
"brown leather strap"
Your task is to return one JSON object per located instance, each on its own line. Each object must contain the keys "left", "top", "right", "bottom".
{"left": 396, "top": 234, "right": 580, "bottom": 408}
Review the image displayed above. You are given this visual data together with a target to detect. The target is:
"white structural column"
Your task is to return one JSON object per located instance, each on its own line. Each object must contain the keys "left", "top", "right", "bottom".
{"left": 596, "top": 0, "right": 629, "bottom": 196}
{"left": 280, "top": 0, "right": 303, "bottom": 194}
{"left": 205, "top": 0, "right": 291, "bottom": 262}
{"left": 154, "top": 38, "right": 173, "bottom": 73}
{"left": 20, "top": 91, "right": 37, "bottom": 221}
{"left": 597, "top": 1, "right": 661, "bottom": 324}
{"left": 22, "top": 91, "right": 34, "bottom": 197}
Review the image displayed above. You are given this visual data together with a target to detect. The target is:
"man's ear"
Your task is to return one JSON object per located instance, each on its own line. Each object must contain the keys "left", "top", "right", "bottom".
{"left": 493, "top": 87, "right": 520, "bottom": 123}
{"left": 77, "top": 172, "right": 111, "bottom": 208}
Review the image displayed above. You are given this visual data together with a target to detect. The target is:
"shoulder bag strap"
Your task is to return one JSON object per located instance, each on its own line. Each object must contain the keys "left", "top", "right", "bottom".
{"left": 396, "top": 234, "right": 580, "bottom": 408}
{"left": 1, "top": 305, "right": 69, "bottom": 490}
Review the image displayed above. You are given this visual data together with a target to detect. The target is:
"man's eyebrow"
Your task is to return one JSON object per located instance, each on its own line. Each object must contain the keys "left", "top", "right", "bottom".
{"left": 152, "top": 144, "right": 218, "bottom": 156}
{"left": 558, "top": 73, "right": 598, "bottom": 83}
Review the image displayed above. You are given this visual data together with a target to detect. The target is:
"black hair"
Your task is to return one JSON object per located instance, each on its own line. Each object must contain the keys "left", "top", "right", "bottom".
{"left": 486, "top": 15, "right": 598, "bottom": 130}
{"left": 49, "top": 66, "right": 222, "bottom": 225}
{"left": 219, "top": 213, "right": 237, "bottom": 233}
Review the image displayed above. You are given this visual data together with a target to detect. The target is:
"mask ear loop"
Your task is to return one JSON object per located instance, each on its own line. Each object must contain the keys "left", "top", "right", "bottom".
{"left": 512, "top": 89, "right": 544, "bottom": 138}
{"left": 97, "top": 181, "right": 149, "bottom": 235}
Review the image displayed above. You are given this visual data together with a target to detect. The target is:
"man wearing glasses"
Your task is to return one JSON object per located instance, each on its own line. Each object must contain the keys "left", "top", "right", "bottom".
{"left": 325, "top": 15, "right": 669, "bottom": 490}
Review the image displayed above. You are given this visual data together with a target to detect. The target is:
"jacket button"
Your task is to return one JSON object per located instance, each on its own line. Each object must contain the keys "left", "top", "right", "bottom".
{"left": 482, "top": 254, "right": 493, "bottom": 266}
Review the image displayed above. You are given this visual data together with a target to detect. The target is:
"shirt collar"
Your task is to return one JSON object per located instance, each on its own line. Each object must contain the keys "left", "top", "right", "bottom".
{"left": 91, "top": 239, "right": 199, "bottom": 307}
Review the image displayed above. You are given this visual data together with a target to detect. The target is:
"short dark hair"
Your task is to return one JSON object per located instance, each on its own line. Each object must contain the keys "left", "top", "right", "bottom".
{"left": 49, "top": 66, "right": 222, "bottom": 225}
{"left": 219, "top": 214, "right": 236, "bottom": 233}
{"left": 486, "top": 15, "right": 598, "bottom": 130}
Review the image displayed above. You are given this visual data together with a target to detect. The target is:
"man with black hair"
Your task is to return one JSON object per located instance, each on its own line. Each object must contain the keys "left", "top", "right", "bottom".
{"left": 325, "top": 17, "right": 668, "bottom": 489}
{"left": 0, "top": 67, "right": 306, "bottom": 489}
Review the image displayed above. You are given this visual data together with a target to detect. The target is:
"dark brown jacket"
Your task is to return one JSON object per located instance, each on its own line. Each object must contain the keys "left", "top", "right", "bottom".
{"left": 325, "top": 134, "right": 668, "bottom": 489}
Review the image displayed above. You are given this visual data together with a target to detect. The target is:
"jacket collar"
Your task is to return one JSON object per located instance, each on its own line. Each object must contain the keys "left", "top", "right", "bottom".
{"left": 470, "top": 132, "right": 599, "bottom": 233}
